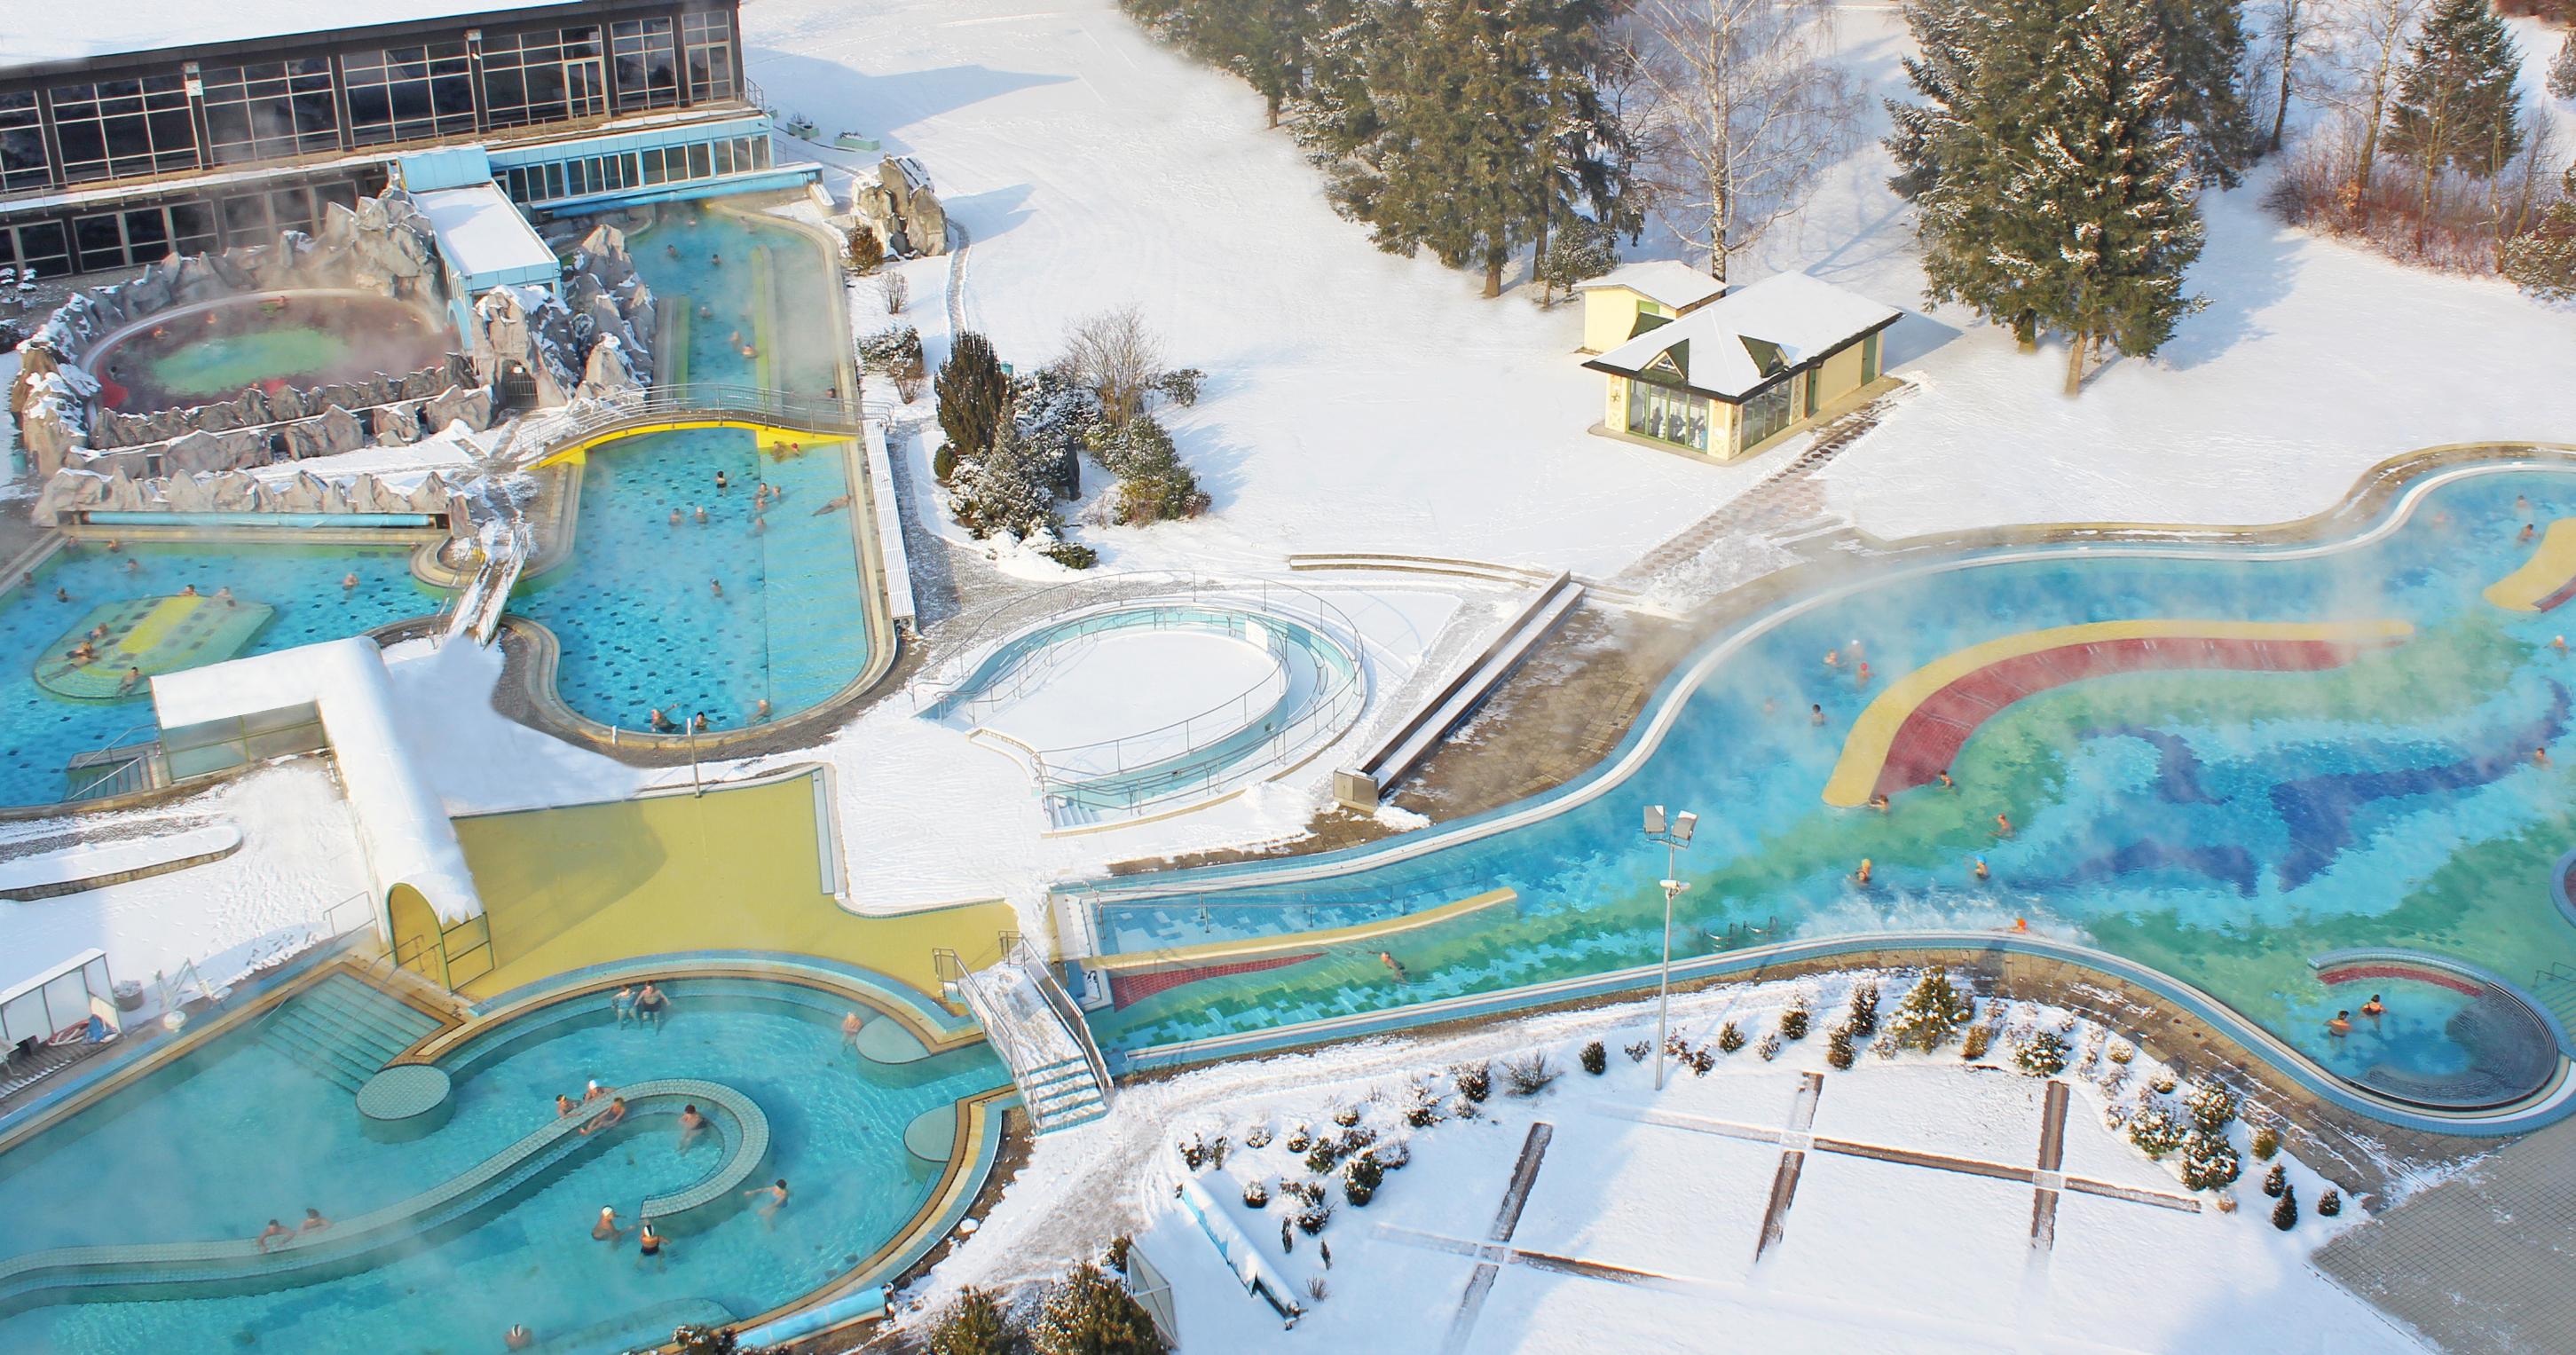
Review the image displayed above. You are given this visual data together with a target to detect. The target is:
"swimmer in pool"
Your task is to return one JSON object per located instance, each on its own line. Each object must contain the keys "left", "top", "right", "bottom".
{"left": 1855, "top": 662, "right": 1871, "bottom": 686}
{"left": 1379, "top": 950, "right": 1408, "bottom": 983}
{"left": 1823, "top": 649, "right": 1839, "bottom": 667}
{"left": 123, "top": 558, "right": 140, "bottom": 574}
{"left": 813, "top": 493, "right": 851, "bottom": 516}
{"left": 754, "top": 697, "right": 770, "bottom": 721}
{"left": 638, "top": 1221, "right": 669, "bottom": 1266}
{"left": 710, "top": 579, "right": 724, "bottom": 600}
{"left": 117, "top": 666, "right": 142, "bottom": 694}
{"left": 745, "top": 1178, "right": 790, "bottom": 1227}
{"left": 594, "top": 1206, "right": 627, "bottom": 1241}
{"left": 2556, "top": 635, "right": 2568, "bottom": 654}
{"left": 753, "top": 514, "right": 766, "bottom": 533}
{"left": 699, "top": 303, "right": 713, "bottom": 319}
{"left": 300, "top": 1208, "right": 331, "bottom": 1234}
{"left": 54, "top": 587, "right": 70, "bottom": 603}
{"left": 1809, "top": 703, "right": 1825, "bottom": 725}
{"left": 579, "top": 1097, "right": 627, "bottom": 1136}
{"left": 715, "top": 470, "right": 729, "bottom": 492}
{"left": 666, "top": 243, "right": 680, "bottom": 258}
{"left": 2360, "top": 993, "right": 2385, "bottom": 1018}
{"left": 693, "top": 505, "right": 707, "bottom": 524}
{"left": 1869, "top": 792, "right": 1890, "bottom": 813}
{"left": 670, "top": 508, "right": 683, "bottom": 527}
{"left": 1938, "top": 769, "right": 1955, "bottom": 790}
{"left": 1994, "top": 813, "right": 2013, "bottom": 838}
{"left": 650, "top": 706, "right": 674, "bottom": 732}
{"left": 508, "top": 1324, "right": 535, "bottom": 1351}
{"left": 690, "top": 711, "right": 709, "bottom": 734}
{"left": 255, "top": 1219, "right": 293, "bottom": 1252}
{"left": 2522, "top": 523, "right": 2537, "bottom": 542}
{"left": 342, "top": 571, "right": 359, "bottom": 589}
{"left": 105, "top": 540, "right": 122, "bottom": 553}
{"left": 582, "top": 1078, "right": 613, "bottom": 1104}
{"left": 1973, "top": 857, "right": 1989, "bottom": 882}
{"left": 215, "top": 587, "right": 234, "bottom": 606}
{"left": 2328, "top": 1010, "right": 2351, "bottom": 1036}
{"left": 180, "top": 584, "right": 198, "bottom": 597}
{"left": 1855, "top": 858, "right": 1873, "bottom": 886}
{"left": 2539, "top": 746, "right": 2553, "bottom": 768}
{"left": 556, "top": 1093, "right": 579, "bottom": 1117}
{"left": 678, "top": 1104, "right": 710, "bottom": 1151}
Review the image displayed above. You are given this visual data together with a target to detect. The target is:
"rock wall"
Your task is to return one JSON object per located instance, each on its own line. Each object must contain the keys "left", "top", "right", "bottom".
{"left": 464, "top": 223, "right": 653, "bottom": 405}
{"left": 29, "top": 463, "right": 468, "bottom": 523}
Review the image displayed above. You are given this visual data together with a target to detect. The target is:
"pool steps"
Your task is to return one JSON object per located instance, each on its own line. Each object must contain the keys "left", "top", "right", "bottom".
{"left": 256, "top": 972, "right": 443, "bottom": 1093}
{"left": 952, "top": 949, "right": 1110, "bottom": 1132}
{"left": 0, "top": 1077, "right": 768, "bottom": 1319}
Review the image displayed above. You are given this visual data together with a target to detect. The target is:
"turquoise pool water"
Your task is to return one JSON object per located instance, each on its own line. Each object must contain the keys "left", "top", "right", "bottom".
{"left": 0, "top": 542, "right": 431, "bottom": 806}
{"left": 2286, "top": 977, "right": 2478, "bottom": 1083}
{"left": 0, "top": 975, "right": 1004, "bottom": 1354}
{"left": 1079, "top": 466, "right": 2576, "bottom": 1098}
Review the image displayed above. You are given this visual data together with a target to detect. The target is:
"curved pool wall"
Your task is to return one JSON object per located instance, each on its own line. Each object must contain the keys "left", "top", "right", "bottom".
{"left": 0, "top": 961, "right": 1009, "bottom": 1354}
{"left": 1067, "top": 453, "right": 2576, "bottom": 1130}
{"left": 927, "top": 597, "right": 1366, "bottom": 821}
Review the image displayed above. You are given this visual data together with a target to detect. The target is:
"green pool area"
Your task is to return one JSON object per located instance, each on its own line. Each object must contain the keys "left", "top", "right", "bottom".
{"left": 0, "top": 970, "right": 1005, "bottom": 1354}
{"left": 90, "top": 292, "right": 454, "bottom": 414}
{"left": 1072, "top": 462, "right": 2576, "bottom": 1123}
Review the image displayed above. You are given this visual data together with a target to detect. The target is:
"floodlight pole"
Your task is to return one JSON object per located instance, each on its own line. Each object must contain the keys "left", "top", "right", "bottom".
{"left": 1642, "top": 805, "right": 1696, "bottom": 1092}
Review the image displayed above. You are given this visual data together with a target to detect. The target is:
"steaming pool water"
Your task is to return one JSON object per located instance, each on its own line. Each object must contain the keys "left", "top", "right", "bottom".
{"left": 0, "top": 975, "right": 1004, "bottom": 1354}
{"left": 89, "top": 293, "right": 454, "bottom": 414}
{"left": 0, "top": 198, "right": 875, "bottom": 804}
{"left": 1083, "top": 464, "right": 2576, "bottom": 1111}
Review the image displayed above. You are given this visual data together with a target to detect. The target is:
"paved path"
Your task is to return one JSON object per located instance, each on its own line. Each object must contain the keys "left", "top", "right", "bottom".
{"left": 2031, "top": 1078, "right": 2070, "bottom": 1249}
{"left": 1438, "top": 1121, "right": 1553, "bottom": 1355}
{"left": 1753, "top": 1072, "right": 1825, "bottom": 1261}
{"left": 2314, "top": 1111, "right": 2576, "bottom": 1354}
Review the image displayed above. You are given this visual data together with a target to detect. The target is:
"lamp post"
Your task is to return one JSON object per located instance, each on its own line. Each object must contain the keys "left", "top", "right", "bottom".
{"left": 1642, "top": 803, "right": 1698, "bottom": 1091}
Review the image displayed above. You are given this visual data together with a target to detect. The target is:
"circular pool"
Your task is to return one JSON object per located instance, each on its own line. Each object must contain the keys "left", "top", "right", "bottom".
{"left": 86, "top": 291, "right": 453, "bottom": 414}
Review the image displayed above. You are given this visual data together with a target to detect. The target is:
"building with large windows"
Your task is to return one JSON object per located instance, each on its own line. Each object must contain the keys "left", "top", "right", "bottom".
{"left": 1583, "top": 272, "right": 1901, "bottom": 462}
{"left": 0, "top": 0, "right": 810, "bottom": 281}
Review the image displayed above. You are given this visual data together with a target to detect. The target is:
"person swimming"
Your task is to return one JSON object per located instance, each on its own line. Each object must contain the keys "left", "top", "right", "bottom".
{"left": 342, "top": 571, "right": 359, "bottom": 589}
{"left": 54, "top": 587, "right": 70, "bottom": 603}
{"left": 715, "top": 470, "right": 729, "bottom": 492}
{"left": 214, "top": 587, "right": 234, "bottom": 606}
{"left": 180, "top": 583, "right": 198, "bottom": 597}
{"left": 556, "top": 1093, "right": 579, "bottom": 1117}
{"left": 2328, "top": 1010, "right": 2352, "bottom": 1036}
{"left": 649, "top": 705, "right": 674, "bottom": 732}
{"left": 1379, "top": 950, "right": 1408, "bottom": 983}
{"left": 1855, "top": 662, "right": 1871, "bottom": 686}
{"left": 1809, "top": 703, "right": 1825, "bottom": 725}
{"left": 255, "top": 1219, "right": 293, "bottom": 1252}
{"left": 690, "top": 711, "right": 709, "bottom": 734}
{"left": 638, "top": 1221, "right": 669, "bottom": 1265}
{"left": 299, "top": 1207, "right": 331, "bottom": 1233}
{"left": 1855, "top": 857, "right": 1873, "bottom": 886}
{"left": 1869, "top": 792, "right": 1890, "bottom": 813}
{"left": 579, "top": 1097, "right": 628, "bottom": 1136}
{"left": 582, "top": 1078, "right": 613, "bottom": 1104}
{"left": 116, "top": 666, "right": 142, "bottom": 694}
{"left": 123, "top": 558, "right": 140, "bottom": 574}
{"left": 1994, "top": 813, "right": 2013, "bottom": 838}
{"left": 1823, "top": 649, "right": 1840, "bottom": 668}
{"left": 611, "top": 986, "right": 637, "bottom": 1026}
{"left": 2539, "top": 746, "right": 2553, "bottom": 768}
{"left": 754, "top": 697, "right": 771, "bottom": 721}
{"left": 709, "top": 578, "right": 724, "bottom": 600}
{"left": 634, "top": 981, "right": 670, "bottom": 1027}
{"left": 745, "top": 1178, "right": 789, "bottom": 1226}
{"left": 670, "top": 508, "right": 683, "bottom": 527}
{"left": 2360, "top": 993, "right": 2386, "bottom": 1018}
{"left": 507, "top": 1324, "right": 535, "bottom": 1351}
{"left": 1973, "top": 857, "right": 1990, "bottom": 881}
{"left": 2522, "top": 523, "right": 2538, "bottom": 542}
{"left": 693, "top": 505, "right": 707, "bottom": 524}
{"left": 678, "top": 1104, "right": 710, "bottom": 1151}
{"left": 840, "top": 1010, "right": 864, "bottom": 1051}
{"left": 1938, "top": 769, "right": 1956, "bottom": 790}
{"left": 593, "top": 1206, "right": 627, "bottom": 1241}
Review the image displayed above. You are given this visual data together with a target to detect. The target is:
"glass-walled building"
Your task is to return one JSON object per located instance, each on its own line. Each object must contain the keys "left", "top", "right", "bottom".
{"left": 1585, "top": 272, "right": 1902, "bottom": 463}
{"left": 0, "top": 0, "right": 773, "bottom": 280}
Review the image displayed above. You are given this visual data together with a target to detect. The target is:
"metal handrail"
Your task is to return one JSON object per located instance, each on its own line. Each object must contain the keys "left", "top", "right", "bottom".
{"left": 1008, "top": 936, "right": 1113, "bottom": 1112}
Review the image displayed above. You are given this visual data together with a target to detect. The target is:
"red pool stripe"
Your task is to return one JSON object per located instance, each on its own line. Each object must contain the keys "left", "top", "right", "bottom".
{"left": 2314, "top": 963, "right": 2484, "bottom": 997}
{"left": 1874, "top": 635, "right": 2376, "bottom": 800}
{"left": 1108, "top": 951, "right": 1324, "bottom": 1008}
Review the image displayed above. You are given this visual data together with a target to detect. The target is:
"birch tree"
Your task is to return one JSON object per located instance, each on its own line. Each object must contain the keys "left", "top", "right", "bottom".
{"left": 1616, "top": 0, "right": 1860, "bottom": 282}
{"left": 2302, "top": 0, "right": 2428, "bottom": 191}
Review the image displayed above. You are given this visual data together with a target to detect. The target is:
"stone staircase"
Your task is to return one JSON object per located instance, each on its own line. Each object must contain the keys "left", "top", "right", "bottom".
{"left": 1613, "top": 386, "right": 1912, "bottom": 588}
{"left": 256, "top": 973, "right": 443, "bottom": 1093}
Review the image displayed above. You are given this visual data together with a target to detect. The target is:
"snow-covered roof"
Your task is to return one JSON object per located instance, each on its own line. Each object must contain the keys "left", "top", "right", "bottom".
{"left": 415, "top": 184, "right": 559, "bottom": 292}
{"left": 1573, "top": 260, "right": 1728, "bottom": 311}
{"left": 1586, "top": 272, "right": 1901, "bottom": 401}
{"left": 153, "top": 638, "right": 484, "bottom": 926}
{"left": 1, "top": 0, "right": 587, "bottom": 72}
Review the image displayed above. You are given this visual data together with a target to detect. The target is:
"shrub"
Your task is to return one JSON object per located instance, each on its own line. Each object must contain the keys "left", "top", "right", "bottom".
{"left": 1624, "top": 1040, "right": 1650, "bottom": 1063}
{"left": 2013, "top": 1031, "right": 2070, "bottom": 1077}
{"left": 1031, "top": 1262, "right": 1167, "bottom": 1355}
{"left": 1304, "top": 1276, "right": 1329, "bottom": 1303}
{"left": 2250, "top": 1125, "right": 2281, "bottom": 1161}
{"left": 2262, "top": 1162, "right": 2288, "bottom": 1199}
{"left": 1285, "top": 1125, "right": 1312, "bottom": 1154}
{"left": 1244, "top": 1123, "right": 1272, "bottom": 1149}
{"left": 2215, "top": 1191, "right": 2238, "bottom": 1214}
{"left": 1295, "top": 1194, "right": 1334, "bottom": 1234}
{"left": 1846, "top": 981, "right": 1881, "bottom": 1037}
{"left": 2178, "top": 1128, "right": 2241, "bottom": 1190}
{"left": 1242, "top": 1179, "right": 1270, "bottom": 1209}
{"left": 1885, "top": 966, "right": 1976, "bottom": 1053}
{"left": 2183, "top": 1083, "right": 2238, "bottom": 1134}
{"left": 1087, "top": 415, "right": 1204, "bottom": 524}
{"left": 1780, "top": 999, "right": 1811, "bottom": 1041}
{"left": 2107, "top": 1039, "right": 2136, "bottom": 1065}
{"left": 1154, "top": 367, "right": 1204, "bottom": 406}
{"left": 1689, "top": 1047, "right": 1716, "bottom": 1075}
{"left": 2318, "top": 1188, "right": 2343, "bottom": 1217}
{"left": 1177, "top": 1133, "right": 1216, "bottom": 1170}
{"left": 857, "top": 324, "right": 923, "bottom": 374}
{"left": 1453, "top": 1062, "right": 1492, "bottom": 1103}
{"left": 2271, "top": 1185, "right": 2299, "bottom": 1233}
{"left": 1504, "top": 1052, "right": 1558, "bottom": 1096}
{"left": 934, "top": 444, "right": 959, "bottom": 484}
{"left": 2149, "top": 1073, "right": 2178, "bottom": 1095}
{"left": 1404, "top": 1102, "right": 1440, "bottom": 1129}
{"left": 1343, "top": 1153, "right": 1385, "bottom": 1206}
{"left": 1754, "top": 1033, "right": 1780, "bottom": 1060}
{"left": 1064, "top": 304, "right": 1164, "bottom": 426}
{"left": 1961, "top": 1025, "right": 1991, "bottom": 1060}
{"left": 1106, "top": 1233, "right": 1132, "bottom": 1273}
{"left": 878, "top": 269, "right": 910, "bottom": 315}
{"left": 1825, "top": 1025, "right": 1855, "bottom": 1070}
{"left": 1451, "top": 1098, "right": 1477, "bottom": 1120}
{"left": 1304, "top": 1140, "right": 1340, "bottom": 1175}
{"left": 2126, "top": 1105, "right": 2186, "bottom": 1160}
{"left": 1579, "top": 1040, "right": 1607, "bottom": 1075}
{"left": 928, "top": 1287, "right": 1018, "bottom": 1355}
{"left": 845, "top": 223, "right": 885, "bottom": 274}
{"left": 1716, "top": 1022, "right": 1745, "bottom": 1054}
{"left": 936, "top": 332, "right": 1010, "bottom": 461}
{"left": 1331, "top": 1106, "right": 1361, "bottom": 1129}
{"left": 1373, "top": 1140, "right": 1410, "bottom": 1170}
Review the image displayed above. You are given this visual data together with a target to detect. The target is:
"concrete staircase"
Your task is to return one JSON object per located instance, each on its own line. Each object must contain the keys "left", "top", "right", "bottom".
{"left": 1613, "top": 385, "right": 1912, "bottom": 588}
{"left": 951, "top": 943, "right": 1111, "bottom": 1133}
{"left": 256, "top": 973, "right": 442, "bottom": 1093}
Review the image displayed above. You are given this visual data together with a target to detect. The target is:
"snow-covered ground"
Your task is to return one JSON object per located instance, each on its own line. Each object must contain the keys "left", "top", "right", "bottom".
{"left": 894, "top": 974, "right": 2428, "bottom": 1354}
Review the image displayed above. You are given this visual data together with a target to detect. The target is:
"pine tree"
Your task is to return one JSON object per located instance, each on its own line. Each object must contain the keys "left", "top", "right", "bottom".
{"left": 951, "top": 427, "right": 1060, "bottom": 540}
{"left": 1536, "top": 216, "right": 1620, "bottom": 303}
{"left": 2178, "top": 1126, "right": 2241, "bottom": 1189}
{"left": 2501, "top": 165, "right": 2576, "bottom": 302}
{"left": 937, "top": 332, "right": 1012, "bottom": 461}
{"left": 2383, "top": 0, "right": 2526, "bottom": 208}
{"left": 1030, "top": 1263, "right": 1167, "bottom": 1355}
{"left": 2552, "top": 28, "right": 2576, "bottom": 102}
{"left": 1297, "top": 0, "right": 1634, "bottom": 296}
{"left": 930, "top": 1287, "right": 1020, "bottom": 1355}
{"left": 2271, "top": 1182, "right": 2299, "bottom": 1231}
{"left": 1126, "top": 0, "right": 1329, "bottom": 127}
{"left": 2150, "top": 0, "right": 2259, "bottom": 185}
{"left": 846, "top": 223, "right": 886, "bottom": 275}
{"left": 1884, "top": 965, "right": 1975, "bottom": 1052}
{"left": 1899, "top": 0, "right": 2206, "bottom": 392}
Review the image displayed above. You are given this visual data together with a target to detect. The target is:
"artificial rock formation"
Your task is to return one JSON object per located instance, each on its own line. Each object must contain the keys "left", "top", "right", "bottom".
{"left": 854, "top": 155, "right": 949, "bottom": 258}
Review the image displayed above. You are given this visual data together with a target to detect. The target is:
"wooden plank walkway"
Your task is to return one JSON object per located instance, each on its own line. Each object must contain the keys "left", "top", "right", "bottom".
{"left": 1439, "top": 1121, "right": 1554, "bottom": 1355}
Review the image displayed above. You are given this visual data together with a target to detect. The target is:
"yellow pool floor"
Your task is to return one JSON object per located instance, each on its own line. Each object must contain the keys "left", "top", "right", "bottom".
{"left": 453, "top": 772, "right": 1015, "bottom": 1001}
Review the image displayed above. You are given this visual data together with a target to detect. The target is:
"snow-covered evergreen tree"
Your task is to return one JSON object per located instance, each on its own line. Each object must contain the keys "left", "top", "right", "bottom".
{"left": 1884, "top": 965, "right": 1974, "bottom": 1052}
{"left": 2127, "top": 1103, "right": 2187, "bottom": 1158}
{"left": 2182, "top": 1082, "right": 2239, "bottom": 1133}
{"left": 2552, "top": 28, "right": 2576, "bottom": 102}
{"left": 2014, "top": 1029, "right": 2071, "bottom": 1075}
{"left": 930, "top": 1287, "right": 1020, "bottom": 1355}
{"left": 2383, "top": 0, "right": 2526, "bottom": 192}
{"left": 2150, "top": 0, "right": 2260, "bottom": 184}
{"left": 2501, "top": 165, "right": 2576, "bottom": 301}
{"left": 1030, "top": 1263, "right": 1167, "bottom": 1355}
{"left": 2178, "top": 1126, "right": 2241, "bottom": 1188}
{"left": 949, "top": 427, "right": 1060, "bottom": 540}
{"left": 937, "top": 331, "right": 1012, "bottom": 462}
{"left": 2271, "top": 1183, "right": 2299, "bottom": 1231}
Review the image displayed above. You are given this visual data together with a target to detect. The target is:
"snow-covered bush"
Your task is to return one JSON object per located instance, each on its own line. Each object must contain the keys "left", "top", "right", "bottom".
{"left": 1041, "top": 541, "right": 1098, "bottom": 571}
{"left": 1244, "top": 1122, "right": 1272, "bottom": 1149}
{"left": 1286, "top": 1124, "right": 1312, "bottom": 1154}
{"left": 1453, "top": 1062, "right": 1492, "bottom": 1102}
{"left": 2126, "top": 1104, "right": 2186, "bottom": 1159}
{"left": 1846, "top": 981, "right": 1881, "bottom": 1037}
{"left": 2013, "top": 1031, "right": 2070, "bottom": 1076}
{"left": 929, "top": 1285, "right": 1018, "bottom": 1355}
{"left": 1624, "top": 1040, "right": 1650, "bottom": 1063}
{"left": 1295, "top": 1192, "right": 1334, "bottom": 1234}
{"left": 1304, "top": 1139, "right": 1340, "bottom": 1174}
{"left": 1580, "top": 1040, "right": 1607, "bottom": 1075}
{"left": 1343, "top": 1153, "right": 1385, "bottom": 1206}
{"left": 1961, "top": 1024, "right": 1992, "bottom": 1060}
{"left": 2271, "top": 1185, "right": 2299, "bottom": 1232}
{"left": 1758, "top": 1033, "right": 1783, "bottom": 1061}
{"left": 2178, "top": 1128, "right": 2241, "bottom": 1190}
{"left": 1885, "top": 966, "right": 1974, "bottom": 1052}
{"left": 1153, "top": 366, "right": 1204, "bottom": 406}
{"left": 2250, "top": 1125, "right": 2281, "bottom": 1161}
{"left": 2318, "top": 1188, "right": 2342, "bottom": 1217}
{"left": 2183, "top": 1083, "right": 2238, "bottom": 1133}
{"left": 2262, "top": 1162, "right": 2288, "bottom": 1199}
{"left": 1012, "top": 363, "right": 1099, "bottom": 499}
{"left": 2107, "top": 1038, "right": 2136, "bottom": 1064}
{"left": 1243, "top": 1178, "right": 1270, "bottom": 1209}
{"left": 1331, "top": 1105, "right": 1361, "bottom": 1128}
{"left": 1031, "top": 1262, "right": 1166, "bottom": 1355}
{"left": 1503, "top": 1052, "right": 1558, "bottom": 1096}
{"left": 1716, "top": 1022, "right": 1745, "bottom": 1054}
{"left": 1826, "top": 1025, "right": 1856, "bottom": 1070}
{"left": 845, "top": 222, "right": 886, "bottom": 274}
{"left": 1087, "top": 414, "right": 1207, "bottom": 524}
{"left": 2149, "top": 1072, "right": 2178, "bottom": 1095}
{"left": 1780, "top": 997, "right": 1811, "bottom": 1041}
